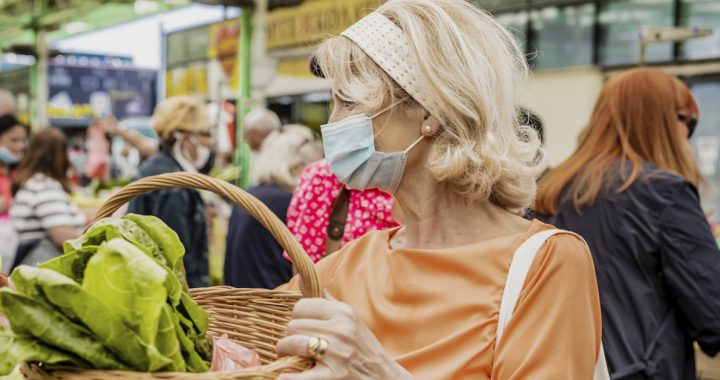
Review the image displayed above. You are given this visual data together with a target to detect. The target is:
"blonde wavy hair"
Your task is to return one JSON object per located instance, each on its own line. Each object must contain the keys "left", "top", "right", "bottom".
{"left": 315, "top": 0, "right": 545, "bottom": 214}
{"left": 255, "top": 125, "right": 323, "bottom": 189}
{"left": 152, "top": 96, "right": 210, "bottom": 143}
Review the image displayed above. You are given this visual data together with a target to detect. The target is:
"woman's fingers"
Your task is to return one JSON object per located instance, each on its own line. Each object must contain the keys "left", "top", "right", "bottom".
{"left": 276, "top": 334, "right": 313, "bottom": 358}
{"left": 286, "top": 318, "right": 332, "bottom": 337}
{"left": 293, "top": 297, "right": 346, "bottom": 320}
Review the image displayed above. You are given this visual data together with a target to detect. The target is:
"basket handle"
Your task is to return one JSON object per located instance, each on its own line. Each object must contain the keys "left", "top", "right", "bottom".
{"left": 90, "top": 172, "right": 323, "bottom": 298}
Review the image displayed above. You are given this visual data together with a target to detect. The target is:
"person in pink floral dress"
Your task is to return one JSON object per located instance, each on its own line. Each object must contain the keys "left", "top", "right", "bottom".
{"left": 286, "top": 159, "right": 400, "bottom": 263}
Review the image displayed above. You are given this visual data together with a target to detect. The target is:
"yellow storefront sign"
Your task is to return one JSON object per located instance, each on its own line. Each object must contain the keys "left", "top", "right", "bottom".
{"left": 276, "top": 57, "right": 317, "bottom": 78}
{"left": 48, "top": 104, "right": 98, "bottom": 119}
{"left": 266, "top": 0, "right": 381, "bottom": 50}
{"left": 166, "top": 65, "right": 209, "bottom": 98}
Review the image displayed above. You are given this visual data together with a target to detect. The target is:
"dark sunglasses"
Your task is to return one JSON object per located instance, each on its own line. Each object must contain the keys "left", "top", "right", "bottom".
{"left": 677, "top": 114, "right": 698, "bottom": 139}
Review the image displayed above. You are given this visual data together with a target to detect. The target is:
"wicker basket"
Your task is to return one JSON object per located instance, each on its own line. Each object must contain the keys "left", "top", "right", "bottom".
{"left": 19, "top": 172, "right": 322, "bottom": 379}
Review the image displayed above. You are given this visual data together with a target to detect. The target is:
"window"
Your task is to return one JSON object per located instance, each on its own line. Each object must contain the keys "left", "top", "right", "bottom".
{"left": 681, "top": 0, "right": 720, "bottom": 59}
{"left": 496, "top": 11, "right": 530, "bottom": 53}
{"left": 690, "top": 79, "right": 720, "bottom": 222}
{"left": 598, "top": 0, "right": 675, "bottom": 65}
{"left": 529, "top": 4, "right": 595, "bottom": 69}
{"left": 475, "top": 0, "right": 527, "bottom": 12}
{"left": 166, "top": 26, "right": 209, "bottom": 68}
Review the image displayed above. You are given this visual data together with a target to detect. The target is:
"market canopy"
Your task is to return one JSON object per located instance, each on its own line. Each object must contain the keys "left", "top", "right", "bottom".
{"left": 0, "top": 0, "right": 193, "bottom": 51}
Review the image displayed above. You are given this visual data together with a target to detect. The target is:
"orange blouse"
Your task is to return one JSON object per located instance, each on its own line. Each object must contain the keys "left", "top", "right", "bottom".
{"left": 282, "top": 220, "right": 602, "bottom": 379}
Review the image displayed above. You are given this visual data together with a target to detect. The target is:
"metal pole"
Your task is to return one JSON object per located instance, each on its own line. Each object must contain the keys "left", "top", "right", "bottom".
{"left": 234, "top": 6, "right": 253, "bottom": 189}
{"left": 159, "top": 22, "right": 167, "bottom": 103}
{"left": 35, "top": 28, "right": 49, "bottom": 128}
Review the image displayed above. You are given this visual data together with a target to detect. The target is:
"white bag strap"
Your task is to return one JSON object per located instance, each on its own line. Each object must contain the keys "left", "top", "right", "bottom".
{"left": 495, "top": 229, "right": 610, "bottom": 380}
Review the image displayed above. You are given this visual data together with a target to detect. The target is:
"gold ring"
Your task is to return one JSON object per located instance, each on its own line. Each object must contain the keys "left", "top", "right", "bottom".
{"left": 306, "top": 336, "right": 329, "bottom": 360}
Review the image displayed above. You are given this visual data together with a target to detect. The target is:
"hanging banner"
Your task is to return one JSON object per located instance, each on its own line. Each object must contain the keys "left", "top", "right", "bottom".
{"left": 266, "top": 0, "right": 380, "bottom": 49}
{"left": 208, "top": 19, "right": 240, "bottom": 93}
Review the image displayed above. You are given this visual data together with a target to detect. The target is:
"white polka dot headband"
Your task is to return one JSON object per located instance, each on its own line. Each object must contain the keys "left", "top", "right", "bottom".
{"left": 341, "top": 12, "right": 441, "bottom": 118}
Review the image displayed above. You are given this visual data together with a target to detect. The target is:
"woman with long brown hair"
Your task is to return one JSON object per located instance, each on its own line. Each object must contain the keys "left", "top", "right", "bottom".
{"left": 537, "top": 68, "right": 720, "bottom": 379}
{"left": 8, "top": 128, "right": 84, "bottom": 269}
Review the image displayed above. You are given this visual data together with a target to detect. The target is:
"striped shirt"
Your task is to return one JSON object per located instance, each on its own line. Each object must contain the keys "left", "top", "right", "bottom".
{"left": 10, "top": 174, "right": 85, "bottom": 242}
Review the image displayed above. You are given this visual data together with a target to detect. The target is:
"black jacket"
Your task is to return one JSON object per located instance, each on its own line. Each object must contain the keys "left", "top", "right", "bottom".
{"left": 540, "top": 162, "right": 720, "bottom": 379}
{"left": 128, "top": 150, "right": 209, "bottom": 288}
{"left": 224, "top": 184, "right": 293, "bottom": 289}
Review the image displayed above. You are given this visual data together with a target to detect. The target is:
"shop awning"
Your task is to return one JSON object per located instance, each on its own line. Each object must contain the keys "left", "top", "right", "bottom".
{"left": 0, "top": 0, "right": 192, "bottom": 50}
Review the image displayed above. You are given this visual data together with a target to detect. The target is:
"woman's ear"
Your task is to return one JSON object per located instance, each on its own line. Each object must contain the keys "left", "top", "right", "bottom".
{"left": 420, "top": 115, "right": 442, "bottom": 137}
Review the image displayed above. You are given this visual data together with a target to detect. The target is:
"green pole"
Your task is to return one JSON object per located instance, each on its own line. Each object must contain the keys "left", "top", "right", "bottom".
{"left": 234, "top": 7, "right": 253, "bottom": 189}
{"left": 29, "top": 42, "right": 38, "bottom": 128}
{"left": 30, "top": 0, "right": 49, "bottom": 130}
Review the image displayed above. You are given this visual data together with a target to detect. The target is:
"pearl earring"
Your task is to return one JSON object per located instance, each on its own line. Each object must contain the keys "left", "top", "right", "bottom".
{"left": 423, "top": 125, "right": 433, "bottom": 135}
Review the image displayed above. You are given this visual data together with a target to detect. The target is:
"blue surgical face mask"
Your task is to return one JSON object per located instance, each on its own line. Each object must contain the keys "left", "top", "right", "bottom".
{"left": 321, "top": 105, "right": 424, "bottom": 193}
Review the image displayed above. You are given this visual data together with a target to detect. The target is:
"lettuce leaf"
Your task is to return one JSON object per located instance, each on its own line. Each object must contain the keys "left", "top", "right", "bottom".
{"left": 83, "top": 239, "right": 167, "bottom": 347}
{"left": 10, "top": 266, "right": 171, "bottom": 372}
{"left": 172, "top": 310, "right": 209, "bottom": 372}
{"left": 65, "top": 219, "right": 168, "bottom": 267}
{"left": 39, "top": 245, "right": 98, "bottom": 283}
{"left": 123, "top": 215, "right": 208, "bottom": 337}
{"left": 0, "top": 327, "right": 90, "bottom": 376}
{"left": 0, "top": 289, "right": 127, "bottom": 370}
{"left": 155, "top": 304, "right": 185, "bottom": 371}
{"left": 20, "top": 216, "right": 211, "bottom": 372}
{"left": 123, "top": 214, "right": 187, "bottom": 290}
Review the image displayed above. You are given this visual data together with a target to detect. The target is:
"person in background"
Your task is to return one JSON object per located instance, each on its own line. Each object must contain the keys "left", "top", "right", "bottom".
{"left": 0, "top": 115, "right": 28, "bottom": 213}
{"left": 536, "top": 68, "right": 720, "bottom": 379}
{"left": 224, "top": 125, "right": 322, "bottom": 289}
{"left": 0, "top": 89, "right": 15, "bottom": 116}
{"left": 0, "top": 115, "right": 29, "bottom": 272}
{"left": 9, "top": 128, "right": 85, "bottom": 269}
{"left": 95, "top": 116, "right": 159, "bottom": 161}
{"left": 286, "top": 159, "right": 400, "bottom": 263}
{"left": 128, "top": 96, "right": 215, "bottom": 288}
{"left": 0, "top": 149, "right": 17, "bottom": 213}
{"left": 243, "top": 108, "right": 281, "bottom": 184}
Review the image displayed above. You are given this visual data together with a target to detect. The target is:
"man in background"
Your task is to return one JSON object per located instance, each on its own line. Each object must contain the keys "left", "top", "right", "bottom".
{"left": 242, "top": 108, "right": 281, "bottom": 185}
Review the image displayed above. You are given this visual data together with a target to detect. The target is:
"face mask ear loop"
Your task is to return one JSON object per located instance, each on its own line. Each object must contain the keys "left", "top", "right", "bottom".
{"left": 370, "top": 99, "right": 406, "bottom": 119}
{"left": 404, "top": 135, "right": 425, "bottom": 153}
{"left": 371, "top": 100, "right": 408, "bottom": 138}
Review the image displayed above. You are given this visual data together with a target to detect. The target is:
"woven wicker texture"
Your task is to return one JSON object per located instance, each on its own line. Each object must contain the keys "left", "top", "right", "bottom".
{"left": 20, "top": 173, "right": 320, "bottom": 379}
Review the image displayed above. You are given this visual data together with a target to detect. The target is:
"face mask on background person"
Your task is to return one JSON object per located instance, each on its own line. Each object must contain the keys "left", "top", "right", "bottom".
{"left": 321, "top": 103, "right": 424, "bottom": 194}
{"left": 173, "top": 132, "right": 212, "bottom": 171}
{"left": 198, "top": 150, "right": 216, "bottom": 175}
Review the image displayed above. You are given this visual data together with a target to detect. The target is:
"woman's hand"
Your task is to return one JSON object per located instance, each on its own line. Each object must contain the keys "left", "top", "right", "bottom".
{"left": 0, "top": 274, "right": 10, "bottom": 327}
{"left": 276, "top": 296, "right": 413, "bottom": 380}
{"left": 0, "top": 272, "right": 12, "bottom": 289}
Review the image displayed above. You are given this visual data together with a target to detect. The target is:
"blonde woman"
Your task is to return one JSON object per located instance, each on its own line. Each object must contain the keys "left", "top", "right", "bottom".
{"left": 275, "top": 0, "right": 603, "bottom": 379}
{"left": 128, "top": 96, "right": 214, "bottom": 288}
{"left": 224, "top": 125, "right": 322, "bottom": 288}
